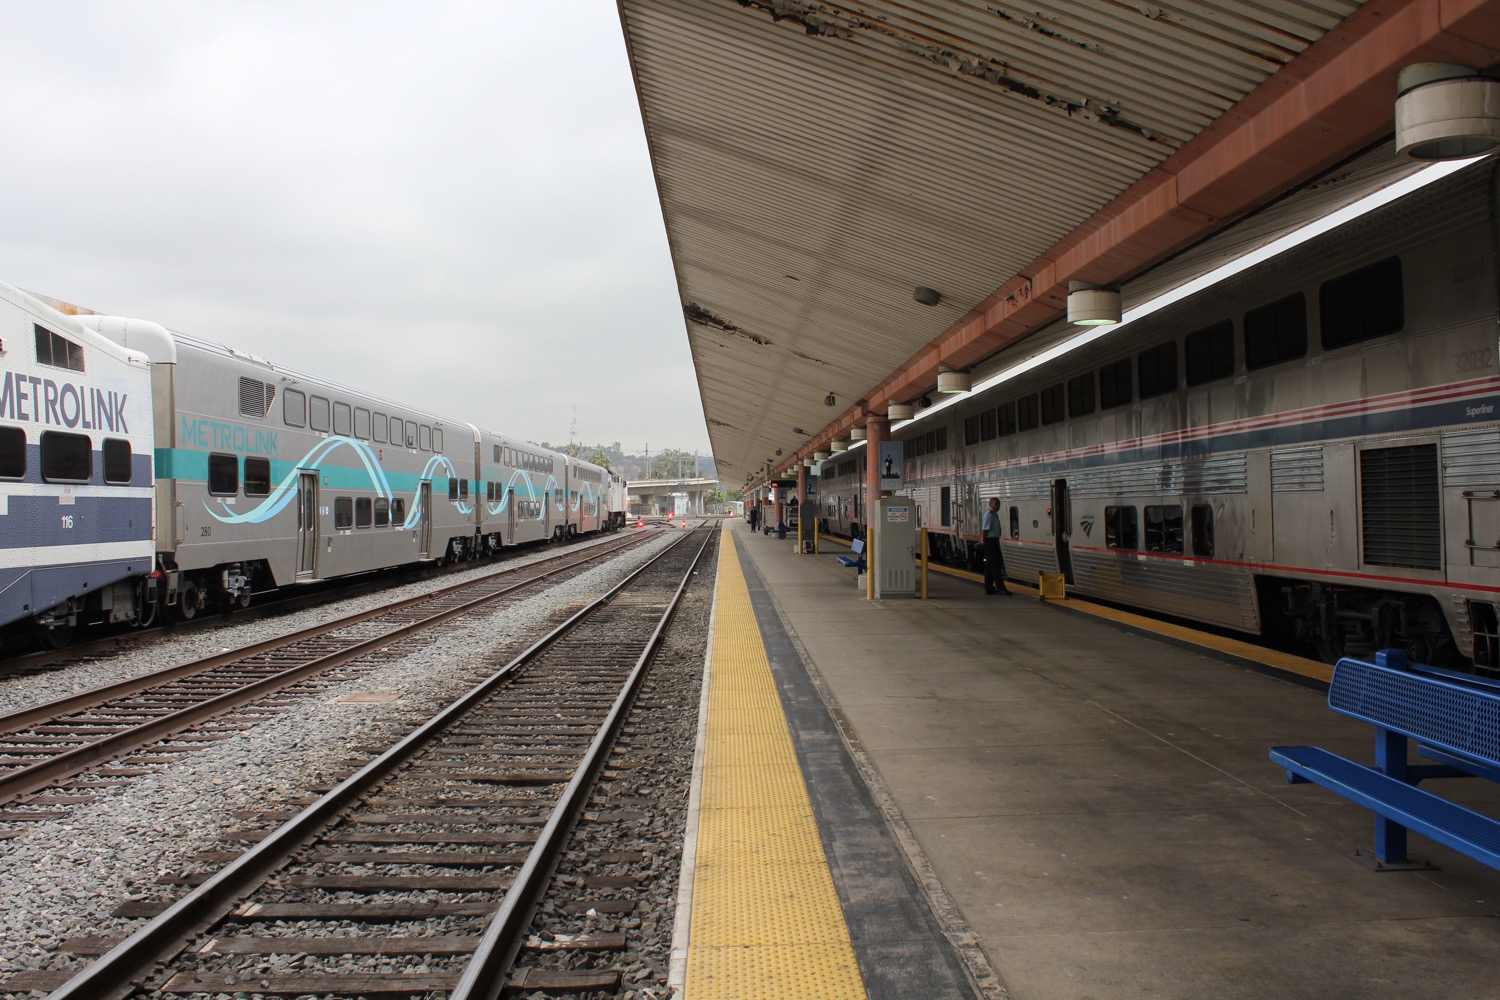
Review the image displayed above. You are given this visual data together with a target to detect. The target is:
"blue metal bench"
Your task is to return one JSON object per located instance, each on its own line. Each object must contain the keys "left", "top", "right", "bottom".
{"left": 835, "top": 538, "right": 866, "bottom": 572}
{"left": 1270, "top": 649, "right": 1500, "bottom": 870}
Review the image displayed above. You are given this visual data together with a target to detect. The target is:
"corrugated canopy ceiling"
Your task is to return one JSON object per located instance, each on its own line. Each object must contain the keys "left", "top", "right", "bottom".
{"left": 617, "top": 0, "right": 1500, "bottom": 485}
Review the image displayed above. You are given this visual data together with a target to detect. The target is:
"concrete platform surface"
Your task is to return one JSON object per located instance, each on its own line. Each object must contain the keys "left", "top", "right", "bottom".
{"left": 730, "top": 523, "right": 1500, "bottom": 1000}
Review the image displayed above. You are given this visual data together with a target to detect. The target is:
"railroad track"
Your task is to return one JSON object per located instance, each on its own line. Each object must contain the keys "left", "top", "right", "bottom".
{"left": 27, "top": 524, "right": 714, "bottom": 999}
{"left": 0, "top": 530, "right": 656, "bottom": 808}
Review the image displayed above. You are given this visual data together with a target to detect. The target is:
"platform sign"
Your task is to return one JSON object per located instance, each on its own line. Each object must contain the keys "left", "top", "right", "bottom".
{"left": 879, "top": 441, "right": 903, "bottom": 486}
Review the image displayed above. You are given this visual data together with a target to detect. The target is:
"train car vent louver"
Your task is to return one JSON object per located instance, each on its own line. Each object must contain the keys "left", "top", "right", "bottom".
{"left": 238, "top": 378, "right": 275, "bottom": 419}
{"left": 1360, "top": 443, "right": 1441, "bottom": 570}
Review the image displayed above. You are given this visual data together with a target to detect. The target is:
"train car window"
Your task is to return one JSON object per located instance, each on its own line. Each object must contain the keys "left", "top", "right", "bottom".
{"left": 448, "top": 478, "right": 459, "bottom": 501}
{"left": 0, "top": 427, "right": 24, "bottom": 479}
{"left": 238, "top": 378, "right": 274, "bottom": 418}
{"left": 419, "top": 425, "right": 431, "bottom": 451}
{"left": 458, "top": 478, "right": 468, "bottom": 499}
{"left": 1144, "top": 505, "right": 1184, "bottom": 553}
{"left": 936, "top": 426, "right": 947, "bottom": 449}
{"left": 41, "top": 431, "right": 91, "bottom": 482}
{"left": 1040, "top": 384, "right": 1065, "bottom": 425}
{"left": 333, "top": 402, "right": 352, "bottom": 437}
{"left": 964, "top": 414, "right": 980, "bottom": 447}
{"left": 1017, "top": 394, "right": 1040, "bottom": 431}
{"left": 1067, "top": 372, "right": 1096, "bottom": 418}
{"left": 1137, "top": 341, "right": 1178, "bottom": 399}
{"left": 1244, "top": 292, "right": 1307, "bottom": 370}
{"left": 1009, "top": 506, "right": 1020, "bottom": 539}
{"left": 433, "top": 428, "right": 444, "bottom": 452}
{"left": 1185, "top": 320, "right": 1236, "bottom": 386}
{"left": 980, "top": 408, "right": 998, "bottom": 441}
{"left": 1099, "top": 358, "right": 1132, "bottom": 410}
{"left": 375, "top": 498, "right": 390, "bottom": 527}
{"left": 334, "top": 497, "right": 353, "bottom": 530}
{"left": 354, "top": 407, "right": 371, "bottom": 440}
{"left": 373, "top": 412, "right": 387, "bottom": 443}
{"left": 940, "top": 486, "right": 952, "bottom": 527}
{"left": 208, "top": 453, "right": 239, "bottom": 495}
{"left": 244, "top": 457, "right": 271, "bottom": 496}
{"left": 309, "top": 395, "right": 331, "bottom": 433}
{"left": 102, "top": 439, "right": 132, "bottom": 485}
{"left": 283, "top": 389, "right": 307, "bottom": 427}
{"left": 392, "top": 498, "right": 405, "bottom": 524}
{"left": 34, "top": 325, "right": 85, "bottom": 372}
{"left": 1105, "top": 505, "right": 1138, "bottom": 550}
{"left": 997, "top": 401, "right": 1017, "bottom": 436}
{"left": 405, "top": 424, "right": 417, "bottom": 449}
{"left": 1191, "top": 504, "right": 1214, "bottom": 558}
{"left": 355, "top": 497, "right": 373, "bottom": 528}
{"left": 1320, "top": 256, "right": 1403, "bottom": 350}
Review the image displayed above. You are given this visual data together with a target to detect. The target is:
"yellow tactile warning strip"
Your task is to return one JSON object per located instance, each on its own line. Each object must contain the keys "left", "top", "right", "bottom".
{"left": 685, "top": 532, "right": 868, "bottom": 1000}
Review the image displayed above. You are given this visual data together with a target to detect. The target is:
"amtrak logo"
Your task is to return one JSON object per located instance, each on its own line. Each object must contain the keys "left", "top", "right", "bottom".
{"left": 1079, "top": 515, "right": 1095, "bottom": 538}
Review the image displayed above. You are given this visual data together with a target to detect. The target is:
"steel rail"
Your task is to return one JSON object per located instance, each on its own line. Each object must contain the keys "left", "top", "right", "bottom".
{"left": 0, "top": 533, "right": 646, "bottom": 736}
{"left": 44, "top": 527, "right": 705, "bottom": 1000}
{"left": 0, "top": 534, "right": 649, "bottom": 805}
{"left": 450, "top": 526, "right": 714, "bottom": 1000}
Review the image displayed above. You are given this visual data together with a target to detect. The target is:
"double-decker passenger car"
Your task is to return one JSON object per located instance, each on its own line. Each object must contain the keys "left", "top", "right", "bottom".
{"left": 819, "top": 160, "right": 1500, "bottom": 668}
{"left": 0, "top": 285, "right": 621, "bottom": 647}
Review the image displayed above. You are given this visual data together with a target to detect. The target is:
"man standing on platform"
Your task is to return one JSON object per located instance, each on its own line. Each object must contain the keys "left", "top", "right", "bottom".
{"left": 981, "top": 497, "right": 1009, "bottom": 596}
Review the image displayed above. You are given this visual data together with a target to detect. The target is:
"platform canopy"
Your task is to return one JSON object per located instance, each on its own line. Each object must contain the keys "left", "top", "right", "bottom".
{"left": 617, "top": 0, "right": 1500, "bottom": 487}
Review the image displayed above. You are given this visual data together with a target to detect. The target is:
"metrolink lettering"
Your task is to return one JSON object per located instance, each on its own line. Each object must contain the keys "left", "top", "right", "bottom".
{"left": 180, "top": 418, "right": 280, "bottom": 455}
{"left": 0, "top": 371, "right": 129, "bottom": 432}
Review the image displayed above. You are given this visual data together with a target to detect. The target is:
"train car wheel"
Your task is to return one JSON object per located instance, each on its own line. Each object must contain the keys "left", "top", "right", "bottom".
{"left": 172, "top": 580, "right": 201, "bottom": 623}
{"left": 36, "top": 623, "right": 73, "bottom": 650}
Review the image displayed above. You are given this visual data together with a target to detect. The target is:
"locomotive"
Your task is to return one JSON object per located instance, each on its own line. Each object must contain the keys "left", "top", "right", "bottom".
{"left": 0, "top": 288, "right": 627, "bottom": 647}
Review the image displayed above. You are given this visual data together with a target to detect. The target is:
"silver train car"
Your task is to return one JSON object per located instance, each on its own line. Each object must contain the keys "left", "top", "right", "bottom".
{"left": 0, "top": 295, "right": 622, "bottom": 645}
{"left": 818, "top": 160, "right": 1500, "bottom": 668}
{"left": 0, "top": 286, "right": 157, "bottom": 640}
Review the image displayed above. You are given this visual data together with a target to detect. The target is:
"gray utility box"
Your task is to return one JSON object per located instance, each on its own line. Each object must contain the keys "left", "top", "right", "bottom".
{"left": 874, "top": 497, "right": 916, "bottom": 598}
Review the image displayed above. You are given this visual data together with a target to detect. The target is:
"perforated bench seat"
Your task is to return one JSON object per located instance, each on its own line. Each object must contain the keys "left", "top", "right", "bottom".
{"left": 1270, "top": 744, "right": 1500, "bottom": 869}
{"left": 835, "top": 539, "right": 865, "bottom": 571}
{"left": 1269, "top": 650, "right": 1500, "bottom": 869}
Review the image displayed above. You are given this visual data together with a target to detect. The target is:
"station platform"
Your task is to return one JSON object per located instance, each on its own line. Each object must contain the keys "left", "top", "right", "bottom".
{"left": 680, "top": 523, "right": 1500, "bottom": 999}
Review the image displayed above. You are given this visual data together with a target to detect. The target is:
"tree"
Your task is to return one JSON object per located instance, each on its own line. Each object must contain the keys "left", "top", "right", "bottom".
{"left": 590, "top": 448, "right": 612, "bottom": 470}
{"left": 649, "top": 448, "right": 699, "bottom": 479}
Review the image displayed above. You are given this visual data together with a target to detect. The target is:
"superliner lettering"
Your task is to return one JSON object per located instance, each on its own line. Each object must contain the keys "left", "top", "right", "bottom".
{"left": 179, "top": 418, "right": 279, "bottom": 455}
{"left": 0, "top": 372, "right": 129, "bottom": 432}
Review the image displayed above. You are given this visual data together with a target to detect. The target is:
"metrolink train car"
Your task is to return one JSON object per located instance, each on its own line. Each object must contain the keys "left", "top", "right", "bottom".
{"left": 819, "top": 160, "right": 1500, "bottom": 669}
{"left": 0, "top": 288, "right": 619, "bottom": 647}
{"left": 0, "top": 286, "right": 157, "bottom": 638}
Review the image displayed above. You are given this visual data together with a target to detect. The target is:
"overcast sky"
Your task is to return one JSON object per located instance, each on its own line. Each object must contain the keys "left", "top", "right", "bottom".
{"left": 0, "top": 2, "right": 707, "bottom": 456}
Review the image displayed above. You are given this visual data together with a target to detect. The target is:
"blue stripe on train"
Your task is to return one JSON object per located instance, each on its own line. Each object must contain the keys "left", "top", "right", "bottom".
{"left": 981, "top": 395, "right": 1500, "bottom": 477}
{"left": 0, "top": 496, "right": 153, "bottom": 550}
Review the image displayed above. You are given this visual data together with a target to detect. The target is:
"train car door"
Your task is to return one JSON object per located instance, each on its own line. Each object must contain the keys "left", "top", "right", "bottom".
{"left": 506, "top": 488, "right": 517, "bottom": 546}
{"left": 1052, "top": 478, "right": 1075, "bottom": 583}
{"left": 417, "top": 481, "right": 432, "bottom": 559}
{"left": 296, "top": 472, "right": 318, "bottom": 579}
